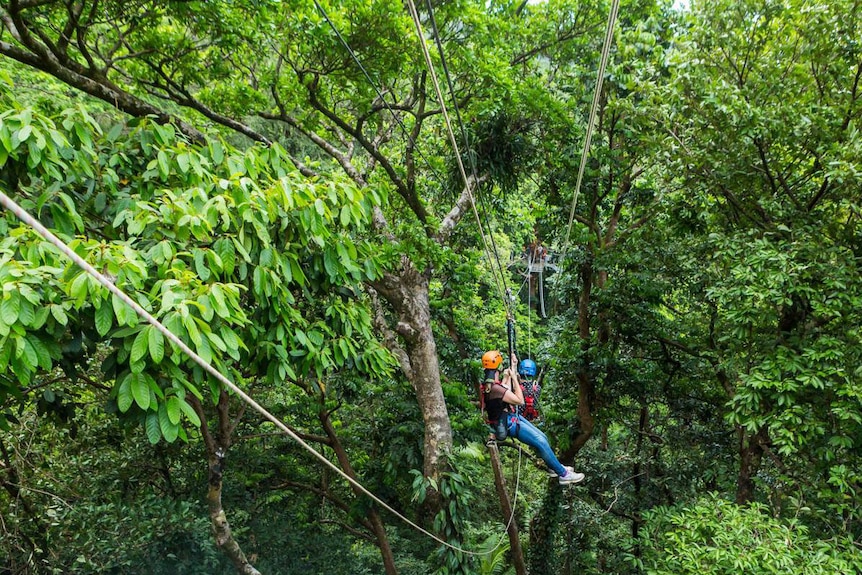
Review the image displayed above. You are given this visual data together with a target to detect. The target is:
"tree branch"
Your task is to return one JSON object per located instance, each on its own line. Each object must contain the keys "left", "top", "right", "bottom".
{"left": 367, "top": 286, "right": 413, "bottom": 381}
{"left": 436, "top": 174, "right": 486, "bottom": 243}
{"left": 303, "top": 78, "right": 428, "bottom": 224}
{"left": 0, "top": 38, "right": 205, "bottom": 142}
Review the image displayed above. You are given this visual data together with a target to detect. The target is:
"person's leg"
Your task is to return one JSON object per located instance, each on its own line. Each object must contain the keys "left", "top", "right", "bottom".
{"left": 507, "top": 414, "right": 567, "bottom": 476}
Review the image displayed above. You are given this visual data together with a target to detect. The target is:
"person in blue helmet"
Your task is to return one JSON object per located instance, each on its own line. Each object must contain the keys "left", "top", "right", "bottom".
{"left": 481, "top": 351, "right": 585, "bottom": 485}
{"left": 516, "top": 359, "right": 542, "bottom": 422}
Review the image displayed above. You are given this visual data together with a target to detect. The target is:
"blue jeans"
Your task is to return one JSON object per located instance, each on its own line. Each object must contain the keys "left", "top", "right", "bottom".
{"left": 506, "top": 413, "right": 567, "bottom": 476}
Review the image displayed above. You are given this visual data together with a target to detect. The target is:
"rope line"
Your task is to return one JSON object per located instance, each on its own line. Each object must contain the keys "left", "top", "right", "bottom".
{"left": 406, "top": 1, "right": 527, "bottom": 557}
{"left": 422, "top": 0, "right": 513, "bottom": 302}
{"left": 405, "top": 0, "right": 512, "bottom": 319}
{"left": 495, "top": 443, "right": 523, "bottom": 555}
{"left": 310, "top": 0, "right": 450, "bottom": 193}
{"left": 316, "top": 0, "right": 512, "bottom": 319}
{"left": 0, "top": 190, "right": 495, "bottom": 557}
{"left": 527, "top": 252, "right": 533, "bottom": 359}
{"left": 423, "top": 0, "right": 480, "bottom": 183}
{"left": 0, "top": 0, "right": 626, "bottom": 562}
{"left": 559, "top": 0, "right": 621, "bottom": 262}
{"left": 312, "top": 0, "right": 526, "bottom": 556}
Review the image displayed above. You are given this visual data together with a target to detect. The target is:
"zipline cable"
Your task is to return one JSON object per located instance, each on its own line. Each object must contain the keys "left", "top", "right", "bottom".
{"left": 311, "top": 0, "right": 524, "bottom": 555}
{"left": 0, "top": 190, "right": 501, "bottom": 557}
{"left": 314, "top": 0, "right": 512, "bottom": 318}
{"left": 558, "top": 0, "right": 621, "bottom": 263}
{"left": 309, "top": 0, "right": 449, "bottom": 196}
{"left": 406, "top": 0, "right": 528, "bottom": 556}
{"left": 405, "top": 0, "right": 512, "bottom": 318}
{"left": 423, "top": 0, "right": 512, "bottom": 302}
{"left": 526, "top": 251, "right": 533, "bottom": 359}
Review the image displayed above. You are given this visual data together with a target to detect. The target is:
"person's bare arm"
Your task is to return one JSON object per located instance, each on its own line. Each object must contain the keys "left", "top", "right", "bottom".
{"left": 501, "top": 355, "right": 524, "bottom": 405}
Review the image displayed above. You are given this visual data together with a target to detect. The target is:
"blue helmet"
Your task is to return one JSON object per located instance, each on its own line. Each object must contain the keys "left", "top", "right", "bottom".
{"left": 518, "top": 359, "right": 537, "bottom": 377}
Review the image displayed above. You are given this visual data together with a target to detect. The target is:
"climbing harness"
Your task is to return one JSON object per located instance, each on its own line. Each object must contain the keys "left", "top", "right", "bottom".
{"left": 520, "top": 381, "right": 541, "bottom": 421}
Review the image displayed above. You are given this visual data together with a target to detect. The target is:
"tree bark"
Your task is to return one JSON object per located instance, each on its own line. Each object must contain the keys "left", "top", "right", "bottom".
{"left": 0, "top": 40, "right": 204, "bottom": 143}
{"left": 487, "top": 442, "right": 527, "bottom": 575}
{"left": 563, "top": 256, "right": 596, "bottom": 461}
{"left": 319, "top": 409, "right": 398, "bottom": 575}
{"left": 371, "top": 261, "right": 453, "bottom": 495}
{"left": 736, "top": 425, "right": 768, "bottom": 503}
{"left": 190, "top": 393, "right": 261, "bottom": 575}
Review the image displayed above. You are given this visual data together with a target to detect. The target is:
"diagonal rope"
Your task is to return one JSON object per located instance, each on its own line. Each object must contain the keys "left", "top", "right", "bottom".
{"left": 405, "top": 1, "right": 526, "bottom": 557}
{"left": 559, "top": 0, "right": 621, "bottom": 263}
{"left": 311, "top": 1, "right": 525, "bottom": 556}
{"left": 310, "top": 0, "right": 449, "bottom": 188}
{"left": 405, "top": 0, "right": 513, "bottom": 318}
{"left": 0, "top": 189, "right": 501, "bottom": 557}
{"left": 423, "top": 0, "right": 480, "bottom": 183}
{"left": 527, "top": 253, "right": 533, "bottom": 359}
{"left": 423, "top": 0, "right": 512, "bottom": 300}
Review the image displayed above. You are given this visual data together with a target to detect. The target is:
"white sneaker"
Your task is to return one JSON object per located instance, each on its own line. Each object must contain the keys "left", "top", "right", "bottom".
{"left": 547, "top": 465, "right": 574, "bottom": 478}
{"left": 558, "top": 469, "right": 585, "bottom": 485}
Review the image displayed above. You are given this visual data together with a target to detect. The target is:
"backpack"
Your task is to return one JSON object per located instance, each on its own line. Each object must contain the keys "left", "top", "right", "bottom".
{"left": 519, "top": 381, "right": 541, "bottom": 421}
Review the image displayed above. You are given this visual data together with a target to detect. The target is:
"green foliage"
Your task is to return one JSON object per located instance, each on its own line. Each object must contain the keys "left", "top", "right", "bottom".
{"left": 410, "top": 445, "right": 486, "bottom": 575}
{"left": 4, "top": 0, "right": 862, "bottom": 573}
{"left": 657, "top": 0, "right": 862, "bottom": 534}
{"left": 633, "top": 495, "right": 862, "bottom": 575}
{"left": 0, "top": 86, "right": 390, "bottom": 441}
{"left": 0, "top": 400, "right": 232, "bottom": 574}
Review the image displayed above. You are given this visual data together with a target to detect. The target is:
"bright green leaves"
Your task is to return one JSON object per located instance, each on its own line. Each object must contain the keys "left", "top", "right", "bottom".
{"left": 2, "top": 90, "right": 387, "bottom": 445}
{"left": 0, "top": 289, "right": 20, "bottom": 325}
{"left": 115, "top": 368, "right": 199, "bottom": 444}
{"left": 130, "top": 329, "right": 150, "bottom": 364}
{"left": 0, "top": 105, "right": 75, "bottom": 179}
{"left": 115, "top": 371, "right": 157, "bottom": 413}
{"left": 131, "top": 372, "right": 152, "bottom": 410}
{"left": 708, "top": 230, "right": 862, "bottom": 458}
{"left": 148, "top": 327, "right": 165, "bottom": 363}
{"left": 93, "top": 298, "right": 114, "bottom": 336}
{"left": 0, "top": 234, "right": 69, "bottom": 393}
{"left": 636, "top": 495, "right": 862, "bottom": 575}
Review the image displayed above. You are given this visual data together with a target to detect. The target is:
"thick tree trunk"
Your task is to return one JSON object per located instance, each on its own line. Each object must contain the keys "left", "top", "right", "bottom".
{"left": 736, "top": 426, "right": 768, "bottom": 503}
{"left": 563, "top": 258, "right": 596, "bottom": 461}
{"left": 371, "top": 262, "right": 453, "bottom": 487}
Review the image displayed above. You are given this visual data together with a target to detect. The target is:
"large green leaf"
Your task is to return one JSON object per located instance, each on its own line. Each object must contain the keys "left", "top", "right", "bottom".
{"left": 95, "top": 301, "right": 113, "bottom": 337}
{"left": 117, "top": 374, "right": 134, "bottom": 413}
{"left": 165, "top": 396, "right": 181, "bottom": 425}
{"left": 130, "top": 328, "right": 149, "bottom": 363}
{"left": 145, "top": 412, "right": 161, "bottom": 444}
{"left": 159, "top": 403, "right": 179, "bottom": 442}
{"left": 148, "top": 327, "right": 165, "bottom": 364}
{"left": 130, "top": 372, "right": 151, "bottom": 410}
{"left": 178, "top": 397, "right": 201, "bottom": 427}
{"left": 1, "top": 291, "right": 20, "bottom": 325}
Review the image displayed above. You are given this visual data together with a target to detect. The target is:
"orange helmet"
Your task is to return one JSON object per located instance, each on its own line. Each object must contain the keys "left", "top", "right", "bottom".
{"left": 482, "top": 350, "right": 503, "bottom": 369}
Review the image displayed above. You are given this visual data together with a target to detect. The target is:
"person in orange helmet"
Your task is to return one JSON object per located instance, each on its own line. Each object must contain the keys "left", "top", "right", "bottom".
{"left": 481, "top": 350, "right": 584, "bottom": 485}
